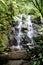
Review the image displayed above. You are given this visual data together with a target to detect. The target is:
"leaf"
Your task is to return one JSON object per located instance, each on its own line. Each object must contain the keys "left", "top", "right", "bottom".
{"left": 0, "top": 0, "right": 8, "bottom": 11}
{"left": 38, "top": 53, "right": 42, "bottom": 59}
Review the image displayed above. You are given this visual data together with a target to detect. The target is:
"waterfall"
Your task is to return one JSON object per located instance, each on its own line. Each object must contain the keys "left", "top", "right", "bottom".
{"left": 10, "top": 14, "right": 34, "bottom": 50}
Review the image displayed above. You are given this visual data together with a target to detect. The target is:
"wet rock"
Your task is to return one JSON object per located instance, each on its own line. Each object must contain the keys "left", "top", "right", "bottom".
{"left": 21, "top": 28, "right": 27, "bottom": 33}
{"left": 21, "top": 35, "right": 31, "bottom": 44}
{"left": 11, "top": 38, "right": 17, "bottom": 46}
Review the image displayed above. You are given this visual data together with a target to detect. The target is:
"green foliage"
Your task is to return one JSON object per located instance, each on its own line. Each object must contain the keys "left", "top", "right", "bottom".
{"left": 28, "top": 34, "right": 43, "bottom": 65}
{"left": 28, "top": 0, "right": 43, "bottom": 18}
{"left": 0, "top": 0, "right": 19, "bottom": 51}
{"left": 15, "top": 0, "right": 43, "bottom": 18}
{"left": 33, "top": 35, "right": 43, "bottom": 43}
{"left": 0, "top": 33, "right": 6, "bottom": 51}
{"left": 28, "top": 44, "right": 43, "bottom": 65}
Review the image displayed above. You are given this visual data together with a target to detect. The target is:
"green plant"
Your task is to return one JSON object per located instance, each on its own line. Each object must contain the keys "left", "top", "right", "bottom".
{"left": 0, "top": 0, "right": 19, "bottom": 51}
{"left": 28, "top": 35, "right": 43, "bottom": 65}
{"left": 28, "top": 0, "right": 43, "bottom": 18}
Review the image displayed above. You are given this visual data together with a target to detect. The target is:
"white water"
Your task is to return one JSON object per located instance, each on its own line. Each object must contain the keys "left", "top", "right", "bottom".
{"left": 15, "top": 21, "right": 22, "bottom": 49}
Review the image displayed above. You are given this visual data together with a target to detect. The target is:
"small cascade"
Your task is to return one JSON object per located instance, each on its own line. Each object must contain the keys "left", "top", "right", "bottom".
{"left": 10, "top": 14, "right": 35, "bottom": 50}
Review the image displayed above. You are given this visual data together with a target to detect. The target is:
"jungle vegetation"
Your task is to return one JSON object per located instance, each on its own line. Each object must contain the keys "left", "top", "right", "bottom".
{"left": 0, "top": 0, "right": 43, "bottom": 65}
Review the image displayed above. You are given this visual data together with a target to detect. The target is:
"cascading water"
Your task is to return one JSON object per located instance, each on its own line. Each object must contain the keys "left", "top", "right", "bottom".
{"left": 11, "top": 14, "right": 34, "bottom": 50}
{"left": 15, "top": 21, "right": 22, "bottom": 49}
{"left": 11, "top": 14, "right": 23, "bottom": 49}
